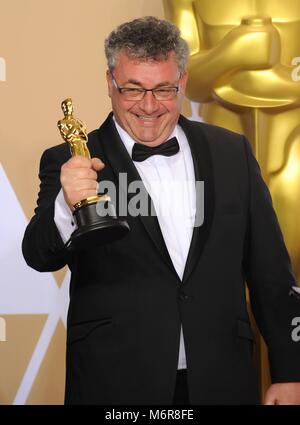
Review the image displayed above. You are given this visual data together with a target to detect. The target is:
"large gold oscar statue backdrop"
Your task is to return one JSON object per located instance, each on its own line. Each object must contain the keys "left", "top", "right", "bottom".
{"left": 164, "top": 0, "right": 300, "bottom": 397}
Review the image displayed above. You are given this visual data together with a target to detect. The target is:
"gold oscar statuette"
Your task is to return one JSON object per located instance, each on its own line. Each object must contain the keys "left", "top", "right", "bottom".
{"left": 57, "top": 98, "right": 129, "bottom": 249}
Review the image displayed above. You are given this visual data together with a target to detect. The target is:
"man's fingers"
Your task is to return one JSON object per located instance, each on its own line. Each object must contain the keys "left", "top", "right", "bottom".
{"left": 68, "top": 179, "right": 98, "bottom": 192}
{"left": 264, "top": 388, "right": 277, "bottom": 405}
{"left": 62, "top": 167, "right": 98, "bottom": 180}
{"left": 264, "top": 398, "right": 275, "bottom": 405}
{"left": 264, "top": 383, "right": 300, "bottom": 405}
{"left": 73, "top": 189, "right": 99, "bottom": 201}
{"left": 60, "top": 156, "right": 104, "bottom": 208}
{"left": 64, "top": 155, "right": 92, "bottom": 169}
{"left": 63, "top": 156, "right": 104, "bottom": 172}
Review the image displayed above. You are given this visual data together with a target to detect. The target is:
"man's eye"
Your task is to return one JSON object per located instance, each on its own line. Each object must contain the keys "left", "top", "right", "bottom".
{"left": 123, "top": 88, "right": 143, "bottom": 93}
{"left": 155, "top": 88, "right": 175, "bottom": 93}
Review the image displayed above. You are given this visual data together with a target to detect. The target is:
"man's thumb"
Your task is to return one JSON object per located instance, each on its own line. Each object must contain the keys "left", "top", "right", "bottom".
{"left": 91, "top": 157, "right": 105, "bottom": 171}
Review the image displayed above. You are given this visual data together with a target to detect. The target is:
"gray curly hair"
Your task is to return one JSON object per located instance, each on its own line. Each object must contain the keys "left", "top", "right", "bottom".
{"left": 105, "top": 16, "right": 189, "bottom": 73}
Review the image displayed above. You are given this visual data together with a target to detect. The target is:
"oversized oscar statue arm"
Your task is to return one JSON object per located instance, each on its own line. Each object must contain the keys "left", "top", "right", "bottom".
{"left": 214, "top": 62, "right": 300, "bottom": 108}
{"left": 164, "top": 1, "right": 280, "bottom": 102}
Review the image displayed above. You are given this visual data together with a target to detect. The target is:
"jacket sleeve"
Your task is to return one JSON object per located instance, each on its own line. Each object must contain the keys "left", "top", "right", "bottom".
{"left": 22, "top": 146, "right": 73, "bottom": 272}
{"left": 242, "top": 136, "right": 300, "bottom": 383}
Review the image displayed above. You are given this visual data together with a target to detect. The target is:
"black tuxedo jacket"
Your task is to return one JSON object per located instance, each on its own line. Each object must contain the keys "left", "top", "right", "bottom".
{"left": 22, "top": 113, "right": 300, "bottom": 404}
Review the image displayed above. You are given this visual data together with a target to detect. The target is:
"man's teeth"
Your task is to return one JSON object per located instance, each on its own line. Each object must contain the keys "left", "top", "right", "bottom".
{"left": 137, "top": 115, "right": 159, "bottom": 120}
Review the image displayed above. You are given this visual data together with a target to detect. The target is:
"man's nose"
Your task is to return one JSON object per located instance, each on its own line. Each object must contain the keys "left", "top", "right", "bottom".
{"left": 138, "top": 91, "right": 160, "bottom": 114}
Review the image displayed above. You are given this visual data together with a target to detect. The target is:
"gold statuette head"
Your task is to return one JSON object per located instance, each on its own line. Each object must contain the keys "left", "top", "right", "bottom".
{"left": 57, "top": 98, "right": 90, "bottom": 159}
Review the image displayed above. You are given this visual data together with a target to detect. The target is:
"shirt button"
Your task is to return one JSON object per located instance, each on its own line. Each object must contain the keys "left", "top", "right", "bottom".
{"left": 179, "top": 291, "right": 189, "bottom": 301}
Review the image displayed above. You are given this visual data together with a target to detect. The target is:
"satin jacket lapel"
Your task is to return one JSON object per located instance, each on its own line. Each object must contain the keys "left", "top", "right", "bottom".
{"left": 96, "top": 113, "right": 176, "bottom": 275}
{"left": 178, "top": 115, "right": 215, "bottom": 285}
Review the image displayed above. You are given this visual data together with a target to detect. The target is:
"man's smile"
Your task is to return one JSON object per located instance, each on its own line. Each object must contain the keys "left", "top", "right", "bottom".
{"left": 132, "top": 113, "right": 165, "bottom": 125}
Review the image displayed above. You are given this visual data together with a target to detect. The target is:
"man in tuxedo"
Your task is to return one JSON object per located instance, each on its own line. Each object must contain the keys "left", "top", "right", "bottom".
{"left": 22, "top": 16, "right": 300, "bottom": 405}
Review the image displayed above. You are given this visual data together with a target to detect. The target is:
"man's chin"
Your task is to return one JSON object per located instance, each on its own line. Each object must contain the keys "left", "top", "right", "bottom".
{"left": 130, "top": 130, "right": 164, "bottom": 146}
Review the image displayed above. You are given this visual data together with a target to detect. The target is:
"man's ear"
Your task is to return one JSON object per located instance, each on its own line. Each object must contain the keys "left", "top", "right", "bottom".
{"left": 180, "top": 70, "right": 188, "bottom": 95}
{"left": 106, "top": 70, "right": 113, "bottom": 98}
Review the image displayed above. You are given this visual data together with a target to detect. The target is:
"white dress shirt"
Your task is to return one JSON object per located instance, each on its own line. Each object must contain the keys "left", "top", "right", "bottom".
{"left": 54, "top": 117, "right": 196, "bottom": 370}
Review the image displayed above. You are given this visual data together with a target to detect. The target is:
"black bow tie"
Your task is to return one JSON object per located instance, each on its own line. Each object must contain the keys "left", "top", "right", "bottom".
{"left": 132, "top": 137, "right": 180, "bottom": 162}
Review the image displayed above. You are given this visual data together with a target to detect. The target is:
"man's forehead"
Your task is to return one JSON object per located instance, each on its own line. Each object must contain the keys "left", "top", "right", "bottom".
{"left": 113, "top": 52, "right": 180, "bottom": 83}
